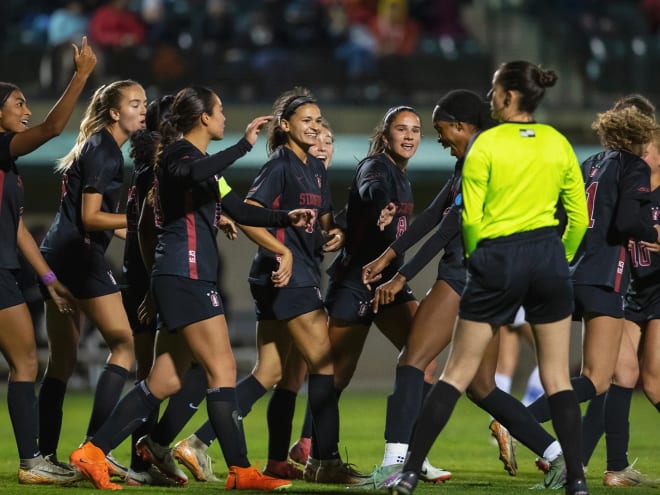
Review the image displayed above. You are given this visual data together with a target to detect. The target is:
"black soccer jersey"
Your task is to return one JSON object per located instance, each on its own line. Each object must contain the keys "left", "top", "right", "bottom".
{"left": 570, "top": 149, "right": 656, "bottom": 292}
{"left": 152, "top": 138, "right": 290, "bottom": 282}
{"left": 41, "top": 128, "right": 124, "bottom": 258}
{"left": 628, "top": 186, "right": 660, "bottom": 291}
{"left": 122, "top": 157, "right": 153, "bottom": 288}
{"left": 327, "top": 152, "right": 414, "bottom": 289}
{"left": 247, "top": 146, "right": 331, "bottom": 288}
{"left": 0, "top": 132, "right": 24, "bottom": 270}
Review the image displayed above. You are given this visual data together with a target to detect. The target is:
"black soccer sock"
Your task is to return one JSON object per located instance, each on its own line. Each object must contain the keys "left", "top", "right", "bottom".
{"left": 604, "top": 384, "right": 633, "bottom": 472}
{"left": 385, "top": 365, "right": 424, "bottom": 443}
{"left": 207, "top": 387, "right": 249, "bottom": 468}
{"left": 404, "top": 380, "right": 461, "bottom": 474}
{"left": 93, "top": 381, "right": 162, "bottom": 454}
{"left": 8, "top": 381, "right": 39, "bottom": 459}
{"left": 194, "top": 421, "right": 216, "bottom": 447}
{"left": 86, "top": 363, "right": 130, "bottom": 438}
{"left": 151, "top": 364, "right": 207, "bottom": 446}
{"left": 300, "top": 399, "right": 313, "bottom": 438}
{"left": 131, "top": 407, "right": 158, "bottom": 471}
{"left": 422, "top": 380, "right": 432, "bottom": 400}
{"left": 267, "top": 388, "right": 297, "bottom": 461}
{"left": 308, "top": 374, "right": 340, "bottom": 460}
{"left": 474, "top": 387, "right": 555, "bottom": 456}
{"left": 581, "top": 393, "right": 605, "bottom": 466}
{"left": 236, "top": 373, "right": 267, "bottom": 416}
{"left": 38, "top": 376, "right": 67, "bottom": 457}
{"left": 528, "top": 375, "right": 596, "bottom": 422}
{"left": 547, "top": 390, "right": 583, "bottom": 483}
{"left": 655, "top": 401, "right": 660, "bottom": 414}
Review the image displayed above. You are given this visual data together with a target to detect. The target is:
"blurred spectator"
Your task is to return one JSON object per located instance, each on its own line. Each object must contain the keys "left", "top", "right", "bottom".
{"left": 40, "top": 1, "right": 90, "bottom": 95}
{"left": 89, "top": 0, "right": 146, "bottom": 78}
{"left": 409, "top": 0, "right": 467, "bottom": 38}
{"left": 368, "top": 0, "right": 419, "bottom": 56}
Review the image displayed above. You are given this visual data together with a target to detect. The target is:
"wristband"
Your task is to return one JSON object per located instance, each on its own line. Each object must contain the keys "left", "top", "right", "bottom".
{"left": 41, "top": 271, "right": 57, "bottom": 286}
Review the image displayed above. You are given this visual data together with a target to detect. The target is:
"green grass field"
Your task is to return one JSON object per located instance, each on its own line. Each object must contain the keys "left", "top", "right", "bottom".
{"left": 0, "top": 389, "right": 657, "bottom": 494}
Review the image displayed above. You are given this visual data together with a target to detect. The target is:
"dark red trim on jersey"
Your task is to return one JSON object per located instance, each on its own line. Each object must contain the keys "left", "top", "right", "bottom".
{"left": 614, "top": 246, "right": 626, "bottom": 292}
{"left": 0, "top": 170, "right": 5, "bottom": 217}
{"left": 273, "top": 194, "right": 285, "bottom": 245}
{"left": 184, "top": 192, "right": 198, "bottom": 279}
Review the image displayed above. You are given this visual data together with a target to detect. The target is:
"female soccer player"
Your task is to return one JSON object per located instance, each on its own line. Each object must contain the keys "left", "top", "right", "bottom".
{"left": 363, "top": 90, "right": 567, "bottom": 490}
{"left": 0, "top": 36, "right": 95, "bottom": 484}
{"left": 388, "top": 61, "right": 590, "bottom": 495}
{"left": 38, "top": 80, "right": 147, "bottom": 477}
{"left": 68, "top": 85, "right": 312, "bottom": 490}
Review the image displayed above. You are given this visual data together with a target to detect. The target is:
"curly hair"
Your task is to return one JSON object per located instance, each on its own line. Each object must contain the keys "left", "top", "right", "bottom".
{"left": 592, "top": 106, "right": 657, "bottom": 153}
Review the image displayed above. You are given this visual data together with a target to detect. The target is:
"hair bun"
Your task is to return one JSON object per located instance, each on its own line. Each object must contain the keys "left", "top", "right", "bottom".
{"left": 537, "top": 68, "right": 558, "bottom": 88}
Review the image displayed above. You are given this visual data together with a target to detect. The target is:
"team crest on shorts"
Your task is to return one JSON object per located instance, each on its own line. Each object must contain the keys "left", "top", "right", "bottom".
{"left": 358, "top": 300, "right": 370, "bottom": 317}
{"left": 652, "top": 206, "right": 660, "bottom": 222}
{"left": 207, "top": 290, "right": 220, "bottom": 307}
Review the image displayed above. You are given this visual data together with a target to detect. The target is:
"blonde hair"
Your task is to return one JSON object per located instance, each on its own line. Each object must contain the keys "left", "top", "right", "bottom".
{"left": 56, "top": 80, "right": 141, "bottom": 172}
{"left": 592, "top": 106, "right": 657, "bottom": 153}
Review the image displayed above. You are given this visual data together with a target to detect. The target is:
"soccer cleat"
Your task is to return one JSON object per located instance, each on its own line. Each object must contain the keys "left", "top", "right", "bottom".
{"left": 69, "top": 442, "right": 122, "bottom": 490}
{"left": 531, "top": 455, "right": 566, "bottom": 490}
{"left": 136, "top": 435, "right": 189, "bottom": 485}
{"left": 603, "top": 461, "right": 660, "bottom": 487}
{"left": 105, "top": 452, "right": 128, "bottom": 480}
{"left": 172, "top": 434, "right": 218, "bottom": 482}
{"left": 18, "top": 455, "right": 79, "bottom": 485}
{"left": 303, "top": 457, "right": 320, "bottom": 482}
{"left": 565, "top": 477, "right": 589, "bottom": 495}
{"left": 125, "top": 466, "right": 182, "bottom": 486}
{"left": 315, "top": 458, "right": 369, "bottom": 485}
{"left": 225, "top": 465, "right": 292, "bottom": 491}
{"left": 489, "top": 419, "right": 517, "bottom": 476}
{"left": 419, "top": 457, "right": 452, "bottom": 483}
{"left": 535, "top": 457, "right": 550, "bottom": 473}
{"left": 351, "top": 463, "right": 402, "bottom": 489}
{"left": 388, "top": 470, "right": 419, "bottom": 495}
{"left": 288, "top": 437, "right": 311, "bottom": 465}
{"left": 263, "top": 459, "right": 304, "bottom": 480}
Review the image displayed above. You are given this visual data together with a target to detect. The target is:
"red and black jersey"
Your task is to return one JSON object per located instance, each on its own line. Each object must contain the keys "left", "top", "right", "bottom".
{"left": 570, "top": 149, "right": 656, "bottom": 292}
{"left": 328, "top": 152, "right": 414, "bottom": 289}
{"left": 0, "top": 132, "right": 24, "bottom": 270}
{"left": 247, "top": 146, "right": 331, "bottom": 288}
{"left": 628, "top": 186, "right": 660, "bottom": 292}
{"left": 152, "top": 138, "right": 290, "bottom": 282}
{"left": 41, "top": 128, "right": 124, "bottom": 258}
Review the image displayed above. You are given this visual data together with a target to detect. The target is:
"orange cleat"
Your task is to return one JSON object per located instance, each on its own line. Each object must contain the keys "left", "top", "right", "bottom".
{"left": 225, "top": 465, "right": 292, "bottom": 491}
{"left": 70, "top": 442, "right": 122, "bottom": 490}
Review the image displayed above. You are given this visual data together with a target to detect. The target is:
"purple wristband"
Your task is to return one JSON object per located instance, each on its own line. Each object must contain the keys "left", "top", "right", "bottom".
{"left": 41, "top": 271, "right": 57, "bottom": 286}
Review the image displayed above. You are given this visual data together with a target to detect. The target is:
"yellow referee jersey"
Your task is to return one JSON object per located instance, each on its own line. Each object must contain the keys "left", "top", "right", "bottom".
{"left": 462, "top": 122, "right": 588, "bottom": 261}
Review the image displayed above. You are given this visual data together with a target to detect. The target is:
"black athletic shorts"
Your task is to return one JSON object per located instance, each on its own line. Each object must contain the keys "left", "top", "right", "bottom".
{"left": 250, "top": 284, "right": 324, "bottom": 321}
{"left": 460, "top": 227, "right": 573, "bottom": 326}
{"left": 0, "top": 269, "right": 25, "bottom": 310}
{"left": 42, "top": 249, "right": 119, "bottom": 300}
{"left": 624, "top": 284, "right": 660, "bottom": 322}
{"left": 573, "top": 284, "right": 625, "bottom": 320}
{"left": 325, "top": 280, "right": 415, "bottom": 325}
{"left": 152, "top": 275, "right": 224, "bottom": 330}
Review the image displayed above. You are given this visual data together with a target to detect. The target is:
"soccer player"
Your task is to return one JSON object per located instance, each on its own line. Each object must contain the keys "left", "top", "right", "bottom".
{"left": 39, "top": 79, "right": 148, "bottom": 477}
{"left": 68, "top": 85, "right": 313, "bottom": 490}
{"left": 387, "top": 61, "right": 590, "bottom": 495}
{"left": 0, "top": 36, "right": 95, "bottom": 484}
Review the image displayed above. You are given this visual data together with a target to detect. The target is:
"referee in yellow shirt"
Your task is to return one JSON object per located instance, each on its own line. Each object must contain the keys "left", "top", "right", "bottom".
{"left": 389, "top": 61, "right": 590, "bottom": 495}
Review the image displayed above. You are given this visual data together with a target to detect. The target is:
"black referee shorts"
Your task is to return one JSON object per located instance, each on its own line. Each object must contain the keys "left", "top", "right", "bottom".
{"left": 459, "top": 227, "right": 573, "bottom": 326}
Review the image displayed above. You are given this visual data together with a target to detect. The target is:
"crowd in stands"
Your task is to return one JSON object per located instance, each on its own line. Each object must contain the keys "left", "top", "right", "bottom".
{"left": 1, "top": 0, "right": 659, "bottom": 104}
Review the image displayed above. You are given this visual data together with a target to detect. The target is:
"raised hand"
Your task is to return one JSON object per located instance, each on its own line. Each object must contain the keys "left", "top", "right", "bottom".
{"left": 217, "top": 214, "right": 238, "bottom": 240}
{"left": 72, "top": 36, "right": 97, "bottom": 78}
{"left": 362, "top": 247, "right": 396, "bottom": 290}
{"left": 244, "top": 115, "right": 273, "bottom": 145}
